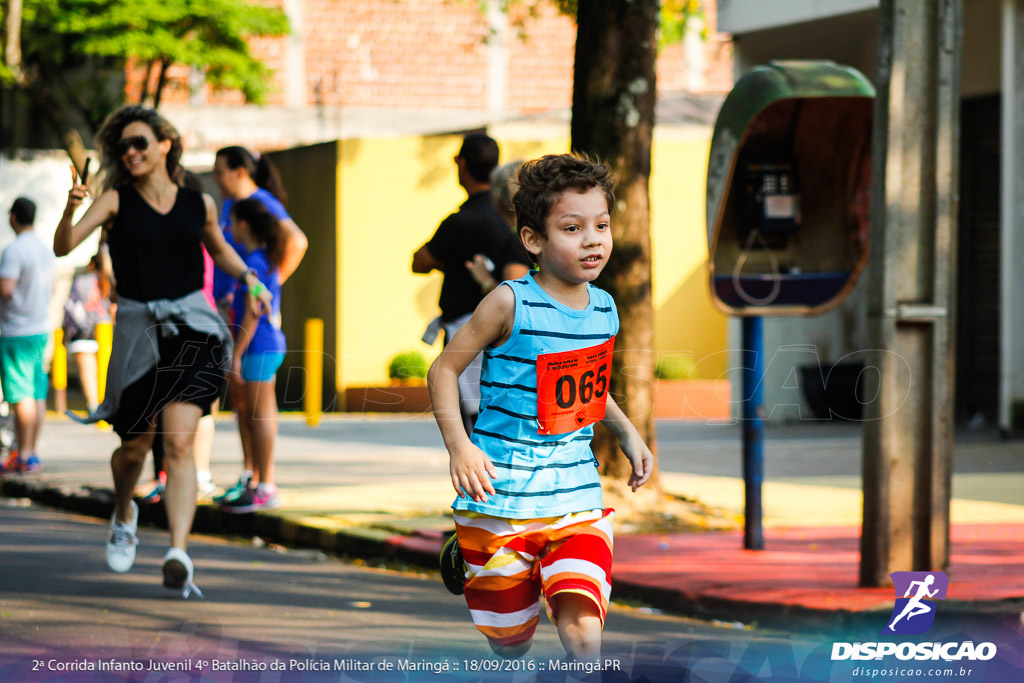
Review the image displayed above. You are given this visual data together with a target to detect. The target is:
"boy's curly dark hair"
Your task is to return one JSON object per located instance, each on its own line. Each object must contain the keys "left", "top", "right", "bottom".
{"left": 512, "top": 153, "right": 615, "bottom": 237}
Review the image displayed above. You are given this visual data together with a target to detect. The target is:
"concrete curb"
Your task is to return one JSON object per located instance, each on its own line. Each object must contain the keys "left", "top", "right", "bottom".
{"left": 4, "top": 477, "right": 1022, "bottom": 633}
{"left": 0, "top": 478, "right": 440, "bottom": 569}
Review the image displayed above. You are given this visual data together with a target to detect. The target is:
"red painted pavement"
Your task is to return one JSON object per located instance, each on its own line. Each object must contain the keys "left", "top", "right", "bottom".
{"left": 612, "top": 524, "right": 1024, "bottom": 612}
{"left": 393, "top": 523, "right": 1024, "bottom": 614}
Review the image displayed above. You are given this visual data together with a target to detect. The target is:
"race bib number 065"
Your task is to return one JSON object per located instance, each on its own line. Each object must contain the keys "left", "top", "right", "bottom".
{"left": 536, "top": 336, "right": 615, "bottom": 435}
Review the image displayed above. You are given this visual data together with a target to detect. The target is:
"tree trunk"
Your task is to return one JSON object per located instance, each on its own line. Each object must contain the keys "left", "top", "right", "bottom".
{"left": 153, "top": 58, "right": 171, "bottom": 109}
{"left": 4, "top": 3, "right": 88, "bottom": 174}
{"left": 138, "top": 59, "right": 156, "bottom": 105}
{"left": 570, "top": 0, "right": 659, "bottom": 484}
{"left": 32, "top": 81, "right": 90, "bottom": 175}
{"left": 4, "top": 0, "right": 24, "bottom": 80}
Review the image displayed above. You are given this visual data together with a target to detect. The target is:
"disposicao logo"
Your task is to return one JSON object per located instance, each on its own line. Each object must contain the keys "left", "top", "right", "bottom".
{"left": 883, "top": 571, "right": 948, "bottom": 635}
{"left": 831, "top": 571, "right": 998, "bottom": 663}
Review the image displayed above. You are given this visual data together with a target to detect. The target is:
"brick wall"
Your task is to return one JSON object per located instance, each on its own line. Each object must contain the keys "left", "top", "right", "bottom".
{"left": 126, "top": 0, "right": 733, "bottom": 113}
{"left": 506, "top": 2, "right": 576, "bottom": 112}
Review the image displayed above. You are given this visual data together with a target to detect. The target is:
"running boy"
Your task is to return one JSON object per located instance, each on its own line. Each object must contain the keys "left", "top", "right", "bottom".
{"left": 428, "top": 153, "right": 654, "bottom": 663}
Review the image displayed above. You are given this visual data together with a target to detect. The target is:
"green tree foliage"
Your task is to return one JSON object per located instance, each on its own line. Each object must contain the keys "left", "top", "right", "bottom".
{"left": 24, "top": 0, "right": 289, "bottom": 106}
{"left": 2, "top": 0, "right": 288, "bottom": 162}
{"left": 658, "top": 0, "right": 706, "bottom": 47}
{"left": 469, "top": 0, "right": 703, "bottom": 48}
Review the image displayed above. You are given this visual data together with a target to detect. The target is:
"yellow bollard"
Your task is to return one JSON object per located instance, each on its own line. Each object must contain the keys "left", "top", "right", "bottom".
{"left": 305, "top": 318, "right": 323, "bottom": 427}
{"left": 96, "top": 321, "right": 113, "bottom": 403}
{"left": 52, "top": 329, "right": 67, "bottom": 413}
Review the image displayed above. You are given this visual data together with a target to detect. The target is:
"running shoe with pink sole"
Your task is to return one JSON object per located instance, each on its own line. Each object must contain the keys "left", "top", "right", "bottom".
{"left": 220, "top": 484, "right": 280, "bottom": 514}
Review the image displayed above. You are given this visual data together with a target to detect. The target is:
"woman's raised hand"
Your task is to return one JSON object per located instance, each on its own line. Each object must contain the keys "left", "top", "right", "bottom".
{"left": 66, "top": 164, "right": 90, "bottom": 213}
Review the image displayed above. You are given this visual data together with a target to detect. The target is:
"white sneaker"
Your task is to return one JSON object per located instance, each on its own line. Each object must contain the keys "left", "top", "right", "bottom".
{"left": 196, "top": 480, "right": 218, "bottom": 500}
{"left": 162, "top": 548, "right": 204, "bottom": 599}
{"left": 106, "top": 501, "right": 139, "bottom": 573}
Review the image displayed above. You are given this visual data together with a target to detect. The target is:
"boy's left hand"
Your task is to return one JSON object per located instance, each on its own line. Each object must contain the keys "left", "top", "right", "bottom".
{"left": 621, "top": 434, "right": 654, "bottom": 492}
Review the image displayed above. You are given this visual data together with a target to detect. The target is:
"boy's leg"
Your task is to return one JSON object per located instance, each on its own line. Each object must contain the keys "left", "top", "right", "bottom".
{"left": 539, "top": 510, "right": 615, "bottom": 662}
{"left": 551, "top": 593, "right": 602, "bottom": 662}
{"left": 455, "top": 513, "right": 542, "bottom": 659}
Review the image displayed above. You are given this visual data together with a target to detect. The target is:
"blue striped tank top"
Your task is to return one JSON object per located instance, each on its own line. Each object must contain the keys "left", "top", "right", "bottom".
{"left": 453, "top": 272, "right": 619, "bottom": 518}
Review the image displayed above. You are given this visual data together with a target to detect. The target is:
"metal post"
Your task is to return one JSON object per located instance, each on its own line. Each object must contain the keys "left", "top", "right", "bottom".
{"left": 742, "top": 315, "right": 765, "bottom": 550}
{"left": 861, "top": 0, "right": 962, "bottom": 585}
{"left": 305, "top": 318, "right": 323, "bottom": 427}
{"left": 52, "top": 329, "right": 67, "bottom": 414}
{"left": 95, "top": 321, "right": 113, "bottom": 403}
{"left": 95, "top": 321, "right": 113, "bottom": 430}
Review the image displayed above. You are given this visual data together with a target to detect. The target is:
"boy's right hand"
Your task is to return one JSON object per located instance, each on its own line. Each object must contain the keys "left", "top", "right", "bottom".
{"left": 450, "top": 443, "right": 497, "bottom": 503}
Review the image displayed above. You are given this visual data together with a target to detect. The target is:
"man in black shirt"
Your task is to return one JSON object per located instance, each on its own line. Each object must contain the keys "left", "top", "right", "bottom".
{"left": 412, "top": 134, "right": 509, "bottom": 431}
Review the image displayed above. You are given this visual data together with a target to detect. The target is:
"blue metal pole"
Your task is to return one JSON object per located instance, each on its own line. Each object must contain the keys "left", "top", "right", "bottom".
{"left": 742, "top": 315, "right": 765, "bottom": 550}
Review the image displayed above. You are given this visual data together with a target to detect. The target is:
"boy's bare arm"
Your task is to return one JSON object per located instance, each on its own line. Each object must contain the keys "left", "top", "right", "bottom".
{"left": 601, "top": 396, "right": 654, "bottom": 492}
{"left": 428, "top": 285, "right": 515, "bottom": 502}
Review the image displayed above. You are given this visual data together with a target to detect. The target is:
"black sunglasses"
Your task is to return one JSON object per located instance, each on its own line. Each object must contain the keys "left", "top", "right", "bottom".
{"left": 117, "top": 135, "right": 150, "bottom": 155}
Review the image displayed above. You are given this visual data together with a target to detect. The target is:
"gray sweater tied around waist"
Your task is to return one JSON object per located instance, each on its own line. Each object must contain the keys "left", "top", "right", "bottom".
{"left": 67, "top": 290, "right": 232, "bottom": 425}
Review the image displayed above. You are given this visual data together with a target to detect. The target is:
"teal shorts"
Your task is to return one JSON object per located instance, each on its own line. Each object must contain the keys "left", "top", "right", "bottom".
{"left": 240, "top": 351, "right": 285, "bottom": 383}
{"left": 0, "top": 333, "right": 49, "bottom": 404}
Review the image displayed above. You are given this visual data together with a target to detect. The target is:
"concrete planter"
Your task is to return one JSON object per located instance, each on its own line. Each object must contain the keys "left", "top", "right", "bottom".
{"left": 343, "top": 380, "right": 730, "bottom": 419}
{"left": 653, "top": 379, "right": 732, "bottom": 420}
{"left": 344, "top": 385, "right": 431, "bottom": 413}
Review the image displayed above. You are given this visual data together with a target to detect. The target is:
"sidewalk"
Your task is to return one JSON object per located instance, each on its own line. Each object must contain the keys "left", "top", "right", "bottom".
{"left": 2, "top": 414, "right": 1023, "bottom": 632}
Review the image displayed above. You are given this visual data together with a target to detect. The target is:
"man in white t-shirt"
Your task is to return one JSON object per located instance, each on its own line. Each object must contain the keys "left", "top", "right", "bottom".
{"left": 0, "top": 197, "right": 57, "bottom": 472}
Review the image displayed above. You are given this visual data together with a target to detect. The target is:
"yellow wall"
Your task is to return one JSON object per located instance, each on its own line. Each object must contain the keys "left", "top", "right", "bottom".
{"left": 335, "top": 137, "right": 453, "bottom": 388}
{"left": 265, "top": 142, "right": 339, "bottom": 409}
{"left": 331, "top": 134, "right": 727, "bottom": 392}
{"left": 650, "top": 140, "right": 730, "bottom": 379}
{"left": 335, "top": 136, "right": 569, "bottom": 390}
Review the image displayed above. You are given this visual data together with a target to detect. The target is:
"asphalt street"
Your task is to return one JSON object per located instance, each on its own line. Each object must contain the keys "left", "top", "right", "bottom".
{"left": 0, "top": 502, "right": 824, "bottom": 681}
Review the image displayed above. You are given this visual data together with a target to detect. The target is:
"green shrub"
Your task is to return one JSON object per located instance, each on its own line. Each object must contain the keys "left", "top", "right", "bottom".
{"left": 655, "top": 356, "right": 695, "bottom": 380}
{"left": 388, "top": 351, "right": 429, "bottom": 380}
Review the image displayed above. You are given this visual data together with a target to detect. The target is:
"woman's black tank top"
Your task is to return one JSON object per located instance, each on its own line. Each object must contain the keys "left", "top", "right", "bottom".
{"left": 108, "top": 185, "right": 207, "bottom": 302}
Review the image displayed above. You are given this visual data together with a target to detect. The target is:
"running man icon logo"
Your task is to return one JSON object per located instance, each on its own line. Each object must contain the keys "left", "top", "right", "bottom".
{"left": 882, "top": 571, "right": 949, "bottom": 635}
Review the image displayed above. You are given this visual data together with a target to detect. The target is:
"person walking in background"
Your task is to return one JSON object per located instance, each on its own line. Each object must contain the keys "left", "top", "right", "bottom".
{"left": 220, "top": 198, "right": 288, "bottom": 513}
{"left": 211, "top": 146, "right": 306, "bottom": 505}
{"left": 53, "top": 105, "right": 272, "bottom": 598}
{"left": 464, "top": 159, "right": 531, "bottom": 294}
{"left": 0, "top": 197, "right": 57, "bottom": 473}
{"left": 412, "top": 133, "right": 512, "bottom": 434}
{"left": 61, "top": 250, "right": 113, "bottom": 415}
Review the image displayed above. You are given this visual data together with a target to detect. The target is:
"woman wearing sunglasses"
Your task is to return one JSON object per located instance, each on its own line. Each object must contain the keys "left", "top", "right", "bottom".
{"left": 53, "top": 105, "right": 273, "bottom": 599}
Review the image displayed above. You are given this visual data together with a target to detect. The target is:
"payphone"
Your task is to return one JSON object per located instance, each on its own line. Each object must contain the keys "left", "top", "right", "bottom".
{"left": 706, "top": 60, "right": 875, "bottom": 315}
{"left": 704, "top": 60, "right": 875, "bottom": 550}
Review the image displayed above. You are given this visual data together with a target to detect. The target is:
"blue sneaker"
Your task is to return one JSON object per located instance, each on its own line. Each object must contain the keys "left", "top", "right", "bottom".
{"left": 214, "top": 474, "right": 251, "bottom": 504}
{"left": 21, "top": 454, "right": 41, "bottom": 472}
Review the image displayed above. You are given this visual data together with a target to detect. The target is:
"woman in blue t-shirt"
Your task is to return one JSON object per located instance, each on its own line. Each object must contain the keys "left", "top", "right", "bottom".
{"left": 211, "top": 146, "right": 307, "bottom": 307}
{"left": 221, "top": 198, "right": 288, "bottom": 513}
{"left": 211, "top": 145, "right": 307, "bottom": 504}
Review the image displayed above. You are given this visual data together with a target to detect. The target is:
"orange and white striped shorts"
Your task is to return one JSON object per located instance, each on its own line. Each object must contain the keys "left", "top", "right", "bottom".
{"left": 454, "top": 508, "right": 614, "bottom": 647}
